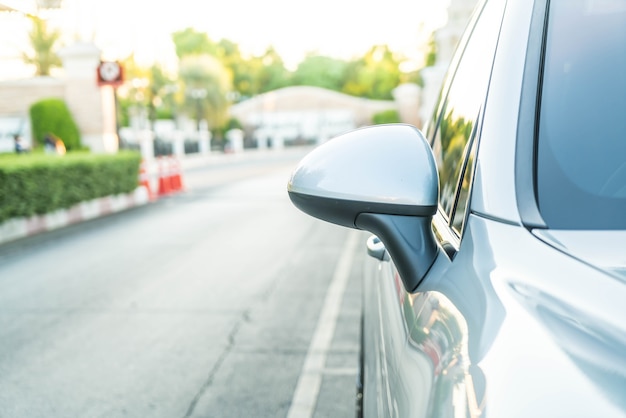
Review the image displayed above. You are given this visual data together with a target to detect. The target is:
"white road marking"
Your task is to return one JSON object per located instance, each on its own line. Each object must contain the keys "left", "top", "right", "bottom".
{"left": 287, "top": 230, "right": 360, "bottom": 418}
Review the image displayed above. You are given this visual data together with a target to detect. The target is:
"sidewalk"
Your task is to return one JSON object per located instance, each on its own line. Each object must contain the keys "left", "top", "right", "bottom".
{"left": 0, "top": 147, "right": 313, "bottom": 246}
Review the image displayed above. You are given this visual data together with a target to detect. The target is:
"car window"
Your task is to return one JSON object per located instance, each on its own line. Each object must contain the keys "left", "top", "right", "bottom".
{"left": 430, "top": 0, "right": 505, "bottom": 224}
{"left": 452, "top": 138, "right": 478, "bottom": 234}
{"left": 424, "top": 1, "right": 484, "bottom": 143}
{"left": 537, "top": 0, "right": 626, "bottom": 230}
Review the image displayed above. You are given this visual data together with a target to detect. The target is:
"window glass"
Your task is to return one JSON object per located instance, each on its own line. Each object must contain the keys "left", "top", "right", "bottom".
{"left": 424, "top": 2, "right": 483, "bottom": 143}
{"left": 431, "top": 0, "right": 504, "bottom": 220}
{"left": 452, "top": 139, "right": 477, "bottom": 235}
{"left": 537, "top": 0, "right": 626, "bottom": 229}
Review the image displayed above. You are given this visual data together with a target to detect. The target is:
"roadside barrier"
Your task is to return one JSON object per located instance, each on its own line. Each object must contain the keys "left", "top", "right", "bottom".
{"left": 139, "top": 159, "right": 156, "bottom": 201}
{"left": 157, "top": 156, "right": 185, "bottom": 196}
{"left": 157, "top": 156, "right": 172, "bottom": 196}
{"left": 169, "top": 157, "right": 185, "bottom": 192}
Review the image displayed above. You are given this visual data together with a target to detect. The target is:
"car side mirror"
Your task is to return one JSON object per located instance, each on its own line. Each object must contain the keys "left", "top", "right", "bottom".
{"left": 288, "top": 124, "right": 440, "bottom": 291}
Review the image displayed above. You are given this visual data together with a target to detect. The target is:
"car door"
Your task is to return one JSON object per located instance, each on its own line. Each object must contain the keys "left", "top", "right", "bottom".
{"left": 362, "top": 1, "right": 507, "bottom": 416}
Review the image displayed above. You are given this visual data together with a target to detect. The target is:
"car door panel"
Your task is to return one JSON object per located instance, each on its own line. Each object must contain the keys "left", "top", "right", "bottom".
{"left": 364, "top": 253, "right": 434, "bottom": 418}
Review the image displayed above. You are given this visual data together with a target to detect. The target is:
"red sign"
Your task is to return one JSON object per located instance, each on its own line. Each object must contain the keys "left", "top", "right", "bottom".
{"left": 97, "top": 61, "right": 124, "bottom": 87}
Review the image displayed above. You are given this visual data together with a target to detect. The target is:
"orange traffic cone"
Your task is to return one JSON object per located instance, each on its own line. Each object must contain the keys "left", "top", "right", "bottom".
{"left": 157, "top": 156, "right": 172, "bottom": 196}
{"left": 169, "top": 156, "right": 184, "bottom": 192}
{"left": 138, "top": 159, "right": 156, "bottom": 201}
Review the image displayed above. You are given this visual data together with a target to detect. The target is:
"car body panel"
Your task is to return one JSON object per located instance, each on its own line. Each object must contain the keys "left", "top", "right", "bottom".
{"left": 363, "top": 251, "right": 433, "bottom": 418}
{"left": 365, "top": 214, "right": 626, "bottom": 417}
{"left": 533, "top": 229, "right": 626, "bottom": 282}
{"left": 469, "top": 0, "right": 533, "bottom": 224}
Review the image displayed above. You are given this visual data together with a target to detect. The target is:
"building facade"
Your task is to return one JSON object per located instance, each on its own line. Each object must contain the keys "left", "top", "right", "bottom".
{"left": 229, "top": 86, "right": 400, "bottom": 147}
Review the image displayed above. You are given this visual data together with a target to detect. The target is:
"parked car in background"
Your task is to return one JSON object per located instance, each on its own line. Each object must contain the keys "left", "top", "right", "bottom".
{"left": 288, "top": 0, "right": 626, "bottom": 416}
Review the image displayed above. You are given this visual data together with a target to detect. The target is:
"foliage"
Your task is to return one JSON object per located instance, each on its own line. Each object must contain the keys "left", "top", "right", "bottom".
{"left": 171, "top": 30, "right": 291, "bottom": 100}
{"left": 288, "top": 48, "right": 406, "bottom": 100}
{"left": 342, "top": 45, "right": 403, "bottom": 100}
{"left": 146, "top": 64, "right": 178, "bottom": 122}
{"left": 292, "top": 55, "right": 348, "bottom": 91}
{"left": 211, "top": 117, "right": 243, "bottom": 146}
{"left": 424, "top": 33, "right": 438, "bottom": 67}
{"left": 116, "top": 28, "right": 438, "bottom": 127}
{"left": 239, "top": 47, "right": 291, "bottom": 97}
{"left": 29, "top": 98, "right": 81, "bottom": 151}
{"left": 116, "top": 55, "right": 149, "bottom": 127}
{"left": 171, "top": 28, "right": 218, "bottom": 58}
{"left": 215, "top": 38, "right": 251, "bottom": 98}
{"left": 22, "top": 15, "right": 62, "bottom": 76}
{"left": 371, "top": 109, "right": 401, "bottom": 125}
{"left": 0, "top": 151, "right": 141, "bottom": 223}
{"left": 178, "top": 55, "right": 232, "bottom": 130}
{"left": 116, "top": 55, "right": 179, "bottom": 128}
{"left": 402, "top": 69, "right": 425, "bottom": 88}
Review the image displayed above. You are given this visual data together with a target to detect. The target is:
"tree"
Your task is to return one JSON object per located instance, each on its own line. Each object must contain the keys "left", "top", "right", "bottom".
{"left": 342, "top": 45, "right": 403, "bottom": 100}
{"left": 115, "top": 55, "right": 177, "bottom": 129}
{"left": 168, "top": 28, "right": 414, "bottom": 104}
{"left": 251, "top": 47, "right": 291, "bottom": 94}
{"left": 292, "top": 55, "right": 348, "bottom": 91}
{"left": 171, "top": 28, "right": 218, "bottom": 58}
{"left": 22, "top": 15, "right": 62, "bottom": 76}
{"left": 424, "top": 33, "right": 438, "bottom": 67}
{"left": 171, "top": 31, "right": 291, "bottom": 101}
{"left": 145, "top": 64, "right": 178, "bottom": 122}
{"left": 178, "top": 55, "right": 232, "bottom": 130}
{"left": 115, "top": 54, "right": 151, "bottom": 127}
{"left": 213, "top": 38, "right": 254, "bottom": 100}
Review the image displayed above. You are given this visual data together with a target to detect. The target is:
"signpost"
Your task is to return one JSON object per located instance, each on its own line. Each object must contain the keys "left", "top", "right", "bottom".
{"left": 97, "top": 61, "right": 124, "bottom": 87}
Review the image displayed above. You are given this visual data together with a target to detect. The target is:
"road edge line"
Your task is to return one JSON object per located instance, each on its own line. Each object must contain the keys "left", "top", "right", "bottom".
{"left": 287, "top": 229, "right": 360, "bottom": 418}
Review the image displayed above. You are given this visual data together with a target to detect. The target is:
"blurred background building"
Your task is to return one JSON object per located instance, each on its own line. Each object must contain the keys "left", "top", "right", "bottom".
{"left": 0, "top": 0, "right": 478, "bottom": 154}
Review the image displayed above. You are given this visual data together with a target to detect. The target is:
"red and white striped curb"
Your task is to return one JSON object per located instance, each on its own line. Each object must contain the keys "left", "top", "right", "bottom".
{"left": 0, "top": 186, "right": 151, "bottom": 246}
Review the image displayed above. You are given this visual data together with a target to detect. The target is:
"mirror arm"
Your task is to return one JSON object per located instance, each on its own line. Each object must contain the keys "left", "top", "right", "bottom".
{"left": 356, "top": 213, "right": 438, "bottom": 292}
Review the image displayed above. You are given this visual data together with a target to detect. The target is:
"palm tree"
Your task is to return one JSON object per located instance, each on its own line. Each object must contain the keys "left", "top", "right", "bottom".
{"left": 22, "top": 15, "right": 62, "bottom": 76}
{"left": 179, "top": 55, "right": 232, "bottom": 131}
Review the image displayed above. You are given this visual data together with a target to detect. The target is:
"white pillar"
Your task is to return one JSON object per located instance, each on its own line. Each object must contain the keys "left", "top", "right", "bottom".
{"left": 272, "top": 134, "right": 284, "bottom": 150}
{"left": 58, "top": 42, "right": 119, "bottom": 153}
{"left": 420, "top": 65, "right": 447, "bottom": 127}
{"left": 255, "top": 129, "right": 268, "bottom": 149}
{"left": 392, "top": 83, "right": 422, "bottom": 129}
{"left": 138, "top": 129, "right": 154, "bottom": 161}
{"left": 226, "top": 129, "right": 244, "bottom": 153}
{"left": 198, "top": 119, "right": 211, "bottom": 154}
{"left": 173, "top": 130, "right": 185, "bottom": 158}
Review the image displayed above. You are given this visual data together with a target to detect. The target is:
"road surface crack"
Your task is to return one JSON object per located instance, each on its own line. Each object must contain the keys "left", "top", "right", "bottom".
{"left": 181, "top": 309, "right": 249, "bottom": 418}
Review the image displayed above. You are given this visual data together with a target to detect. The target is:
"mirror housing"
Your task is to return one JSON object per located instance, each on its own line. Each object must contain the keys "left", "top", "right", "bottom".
{"left": 288, "top": 124, "right": 440, "bottom": 291}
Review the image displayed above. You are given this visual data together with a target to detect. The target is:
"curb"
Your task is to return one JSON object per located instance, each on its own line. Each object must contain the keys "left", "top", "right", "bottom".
{"left": 0, "top": 186, "right": 151, "bottom": 246}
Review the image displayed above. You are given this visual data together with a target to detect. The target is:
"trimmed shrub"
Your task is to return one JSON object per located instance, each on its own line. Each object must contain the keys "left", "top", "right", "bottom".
{"left": 29, "top": 98, "right": 82, "bottom": 151}
{"left": 0, "top": 151, "right": 141, "bottom": 223}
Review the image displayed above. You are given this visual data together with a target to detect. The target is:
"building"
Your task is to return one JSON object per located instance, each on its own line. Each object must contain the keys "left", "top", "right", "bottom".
{"left": 0, "top": 1, "right": 118, "bottom": 153}
{"left": 229, "top": 86, "right": 398, "bottom": 148}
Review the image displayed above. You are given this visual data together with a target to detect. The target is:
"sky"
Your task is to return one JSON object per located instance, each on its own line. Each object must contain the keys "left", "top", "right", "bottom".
{"left": 0, "top": 0, "right": 450, "bottom": 78}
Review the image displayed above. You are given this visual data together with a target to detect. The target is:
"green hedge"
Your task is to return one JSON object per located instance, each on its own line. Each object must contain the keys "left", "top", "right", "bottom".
{"left": 29, "top": 98, "right": 82, "bottom": 151}
{"left": 371, "top": 109, "right": 401, "bottom": 125}
{"left": 0, "top": 151, "right": 141, "bottom": 223}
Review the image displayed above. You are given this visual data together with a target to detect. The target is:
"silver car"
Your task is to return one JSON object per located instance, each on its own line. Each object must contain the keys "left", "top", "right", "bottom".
{"left": 288, "top": 0, "right": 626, "bottom": 416}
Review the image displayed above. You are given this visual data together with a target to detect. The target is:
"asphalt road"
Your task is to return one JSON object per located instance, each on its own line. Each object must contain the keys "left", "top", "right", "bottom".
{"left": 0, "top": 148, "right": 369, "bottom": 418}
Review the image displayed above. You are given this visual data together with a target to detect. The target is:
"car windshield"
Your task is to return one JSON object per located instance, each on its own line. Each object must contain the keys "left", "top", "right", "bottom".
{"left": 537, "top": 0, "right": 626, "bottom": 230}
